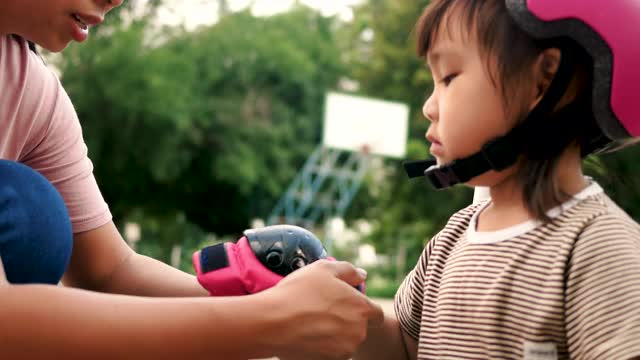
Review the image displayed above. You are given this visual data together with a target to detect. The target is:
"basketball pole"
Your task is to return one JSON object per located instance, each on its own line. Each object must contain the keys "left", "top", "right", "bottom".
{"left": 266, "top": 145, "right": 372, "bottom": 253}
{"left": 267, "top": 92, "right": 409, "bottom": 253}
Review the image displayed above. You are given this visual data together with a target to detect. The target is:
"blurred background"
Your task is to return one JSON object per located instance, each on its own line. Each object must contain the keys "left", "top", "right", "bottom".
{"left": 50, "top": 0, "right": 640, "bottom": 298}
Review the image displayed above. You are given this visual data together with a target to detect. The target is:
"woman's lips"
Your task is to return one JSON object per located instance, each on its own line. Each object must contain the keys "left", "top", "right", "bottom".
{"left": 70, "top": 15, "right": 89, "bottom": 42}
{"left": 69, "top": 13, "right": 103, "bottom": 43}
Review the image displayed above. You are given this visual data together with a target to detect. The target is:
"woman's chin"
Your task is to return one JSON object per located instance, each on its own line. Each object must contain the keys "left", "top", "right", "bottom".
{"left": 44, "top": 41, "right": 71, "bottom": 53}
{"left": 38, "top": 36, "right": 72, "bottom": 53}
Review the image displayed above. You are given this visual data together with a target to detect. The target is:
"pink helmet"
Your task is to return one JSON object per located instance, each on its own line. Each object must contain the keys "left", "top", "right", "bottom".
{"left": 506, "top": 0, "right": 640, "bottom": 141}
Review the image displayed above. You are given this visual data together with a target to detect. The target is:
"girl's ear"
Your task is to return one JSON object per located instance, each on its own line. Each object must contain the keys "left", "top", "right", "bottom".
{"left": 529, "top": 48, "right": 561, "bottom": 111}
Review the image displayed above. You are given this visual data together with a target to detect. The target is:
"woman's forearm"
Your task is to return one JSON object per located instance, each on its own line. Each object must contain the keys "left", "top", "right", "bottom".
{"left": 97, "top": 253, "right": 209, "bottom": 297}
{"left": 0, "top": 283, "right": 277, "bottom": 359}
{"left": 64, "top": 223, "right": 208, "bottom": 298}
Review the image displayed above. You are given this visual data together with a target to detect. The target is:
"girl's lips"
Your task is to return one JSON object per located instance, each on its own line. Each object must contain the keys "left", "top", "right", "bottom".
{"left": 426, "top": 133, "right": 441, "bottom": 145}
{"left": 426, "top": 134, "right": 444, "bottom": 156}
{"left": 429, "top": 142, "right": 445, "bottom": 157}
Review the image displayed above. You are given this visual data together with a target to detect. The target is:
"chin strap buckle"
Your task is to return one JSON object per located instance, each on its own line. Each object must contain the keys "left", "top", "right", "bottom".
{"left": 402, "top": 159, "right": 462, "bottom": 189}
{"left": 424, "top": 163, "right": 461, "bottom": 189}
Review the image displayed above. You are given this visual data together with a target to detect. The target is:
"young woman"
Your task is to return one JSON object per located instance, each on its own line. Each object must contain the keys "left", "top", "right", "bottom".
{"left": 0, "top": 1, "right": 383, "bottom": 359}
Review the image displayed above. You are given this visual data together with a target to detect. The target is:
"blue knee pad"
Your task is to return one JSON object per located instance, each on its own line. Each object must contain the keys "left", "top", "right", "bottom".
{"left": 0, "top": 160, "right": 72, "bottom": 284}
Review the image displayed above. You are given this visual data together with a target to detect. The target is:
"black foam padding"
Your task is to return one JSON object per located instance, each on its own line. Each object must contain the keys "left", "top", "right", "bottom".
{"left": 245, "top": 225, "right": 327, "bottom": 277}
{"left": 403, "top": 159, "right": 437, "bottom": 178}
{"left": 200, "top": 243, "right": 229, "bottom": 273}
{"left": 506, "top": 0, "right": 630, "bottom": 141}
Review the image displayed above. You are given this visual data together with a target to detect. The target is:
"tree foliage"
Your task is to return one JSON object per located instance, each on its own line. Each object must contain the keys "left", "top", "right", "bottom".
{"left": 58, "top": 5, "right": 345, "bottom": 241}
{"left": 342, "top": 0, "right": 472, "bottom": 271}
{"left": 55, "top": 0, "right": 639, "bottom": 271}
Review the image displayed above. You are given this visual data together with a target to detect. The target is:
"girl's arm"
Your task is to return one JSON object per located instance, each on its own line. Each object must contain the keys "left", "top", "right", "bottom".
{"left": 1, "top": 259, "right": 384, "bottom": 359}
{"left": 355, "top": 236, "right": 435, "bottom": 360}
{"left": 353, "top": 314, "right": 417, "bottom": 360}
{"left": 565, "top": 214, "right": 640, "bottom": 359}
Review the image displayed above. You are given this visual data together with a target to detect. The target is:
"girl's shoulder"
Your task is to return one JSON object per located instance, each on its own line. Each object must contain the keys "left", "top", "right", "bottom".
{"left": 433, "top": 200, "right": 488, "bottom": 243}
{"left": 445, "top": 200, "right": 488, "bottom": 228}
{"left": 581, "top": 193, "right": 640, "bottom": 236}
{"left": 555, "top": 191, "right": 640, "bottom": 249}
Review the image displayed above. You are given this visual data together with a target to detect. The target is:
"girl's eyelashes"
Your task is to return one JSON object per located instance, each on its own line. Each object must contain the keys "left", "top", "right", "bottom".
{"left": 423, "top": 71, "right": 458, "bottom": 100}
{"left": 442, "top": 73, "right": 458, "bottom": 86}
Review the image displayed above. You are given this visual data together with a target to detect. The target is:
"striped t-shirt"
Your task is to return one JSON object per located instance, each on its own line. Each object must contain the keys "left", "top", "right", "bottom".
{"left": 395, "top": 182, "right": 640, "bottom": 360}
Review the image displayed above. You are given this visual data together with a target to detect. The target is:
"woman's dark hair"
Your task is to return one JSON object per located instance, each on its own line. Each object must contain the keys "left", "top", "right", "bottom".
{"left": 415, "top": 0, "right": 595, "bottom": 222}
{"left": 11, "top": 34, "right": 38, "bottom": 54}
{"left": 27, "top": 40, "right": 37, "bottom": 53}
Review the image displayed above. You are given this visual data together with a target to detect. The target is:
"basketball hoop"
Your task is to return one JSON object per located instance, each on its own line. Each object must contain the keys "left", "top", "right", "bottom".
{"left": 359, "top": 144, "right": 371, "bottom": 155}
{"left": 322, "top": 92, "right": 409, "bottom": 159}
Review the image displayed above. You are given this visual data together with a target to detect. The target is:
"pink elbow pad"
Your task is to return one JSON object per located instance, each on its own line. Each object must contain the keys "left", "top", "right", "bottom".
{"left": 193, "top": 236, "right": 283, "bottom": 295}
{"left": 192, "top": 225, "right": 364, "bottom": 296}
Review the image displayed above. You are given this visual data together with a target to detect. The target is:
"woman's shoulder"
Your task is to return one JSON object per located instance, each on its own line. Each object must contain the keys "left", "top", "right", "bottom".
{"left": 1, "top": 35, "right": 31, "bottom": 63}
{"left": 0, "top": 35, "right": 76, "bottom": 159}
{"left": 1, "top": 35, "right": 53, "bottom": 88}
{"left": 1, "top": 35, "right": 27, "bottom": 73}
{"left": 2, "top": 34, "right": 26, "bottom": 48}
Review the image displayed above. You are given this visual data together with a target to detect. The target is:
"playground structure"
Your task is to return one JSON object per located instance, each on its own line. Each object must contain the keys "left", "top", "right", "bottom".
{"left": 267, "top": 92, "right": 409, "bottom": 252}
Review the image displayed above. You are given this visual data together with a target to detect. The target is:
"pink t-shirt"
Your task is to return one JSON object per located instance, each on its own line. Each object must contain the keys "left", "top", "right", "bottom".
{"left": 0, "top": 35, "right": 111, "bottom": 234}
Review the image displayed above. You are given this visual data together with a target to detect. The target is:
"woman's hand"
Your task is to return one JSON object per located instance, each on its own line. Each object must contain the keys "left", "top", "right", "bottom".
{"left": 262, "top": 260, "right": 384, "bottom": 360}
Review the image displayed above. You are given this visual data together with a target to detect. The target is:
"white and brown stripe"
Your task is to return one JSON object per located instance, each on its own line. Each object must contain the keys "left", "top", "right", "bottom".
{"left": 395, "top": 193, "right": 640, "bottom": 359}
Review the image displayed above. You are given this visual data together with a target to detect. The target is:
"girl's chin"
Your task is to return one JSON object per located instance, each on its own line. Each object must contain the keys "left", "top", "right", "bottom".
{"left": 435, "top": 157, "right": 449, "bottom": 167}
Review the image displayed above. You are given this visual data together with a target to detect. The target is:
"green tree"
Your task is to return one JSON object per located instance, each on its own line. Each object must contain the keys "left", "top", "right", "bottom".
{"left": 588, "top": 146, "right": 640, "bottom": 217}
{"left": 343, "top": 0, "right": 473, "bottom": 275}
{"left": 57, "top": 5, "right": 346, "bottom": 246}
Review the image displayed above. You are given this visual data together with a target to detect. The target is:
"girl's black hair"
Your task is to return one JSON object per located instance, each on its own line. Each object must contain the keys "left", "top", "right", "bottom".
{"left": 416, "top": 0, "right": 595, "bottom": 222}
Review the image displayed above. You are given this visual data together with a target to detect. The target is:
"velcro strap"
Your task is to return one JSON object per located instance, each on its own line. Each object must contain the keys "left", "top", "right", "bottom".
{"left": 403, "top": 159, "right": 436, "bottom": 178}
{"left": 200, "top": 243, "right": 229, "bottom": 273}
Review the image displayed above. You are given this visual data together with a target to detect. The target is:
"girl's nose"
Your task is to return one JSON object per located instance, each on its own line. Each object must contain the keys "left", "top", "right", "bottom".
{"left": 423, "top": 91, "right": 438, "bottom": 123}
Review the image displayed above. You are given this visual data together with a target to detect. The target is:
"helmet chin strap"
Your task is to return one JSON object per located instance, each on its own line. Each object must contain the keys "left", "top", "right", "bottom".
{"left": 404, "top": 40, "right": 579, "bottom": 189}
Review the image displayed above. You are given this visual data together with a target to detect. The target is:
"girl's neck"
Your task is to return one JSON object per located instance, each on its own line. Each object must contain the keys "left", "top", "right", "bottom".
{"left": 478, "top": 147, "right": 588, "bottom": 231}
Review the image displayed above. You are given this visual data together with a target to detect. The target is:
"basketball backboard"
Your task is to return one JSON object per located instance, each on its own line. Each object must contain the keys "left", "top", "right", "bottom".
{"left": 322, "top": 92, "right": 409, "bottom": 158}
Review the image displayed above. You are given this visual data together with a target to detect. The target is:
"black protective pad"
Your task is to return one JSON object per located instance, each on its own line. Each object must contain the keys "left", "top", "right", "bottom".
{"left": 200, "top": 243, "right": 229, "bottom": 273}
{"left": 245, "top": 225, "right": 327, "bottom": 277}
{"left": 403, "top": 159, "right": 436, "bottom": 179}
{"left": 506, "top": 0, "right": 628, "bottom": 141}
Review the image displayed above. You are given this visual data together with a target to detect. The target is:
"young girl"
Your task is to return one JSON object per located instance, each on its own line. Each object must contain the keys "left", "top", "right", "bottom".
{"left": 355, "top": 0, "right": 640, "bottom": 359}
{"left": 0, "top": 1, "right": 383, "bottom": 359}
